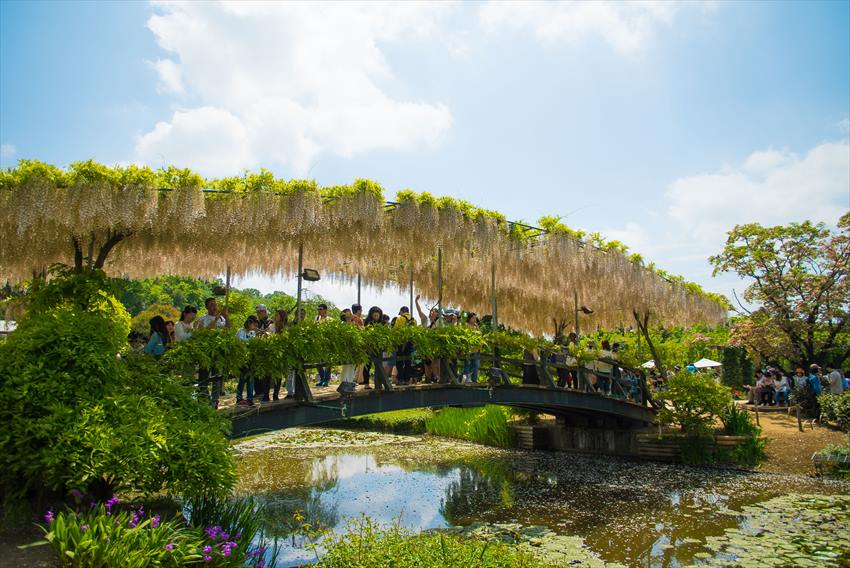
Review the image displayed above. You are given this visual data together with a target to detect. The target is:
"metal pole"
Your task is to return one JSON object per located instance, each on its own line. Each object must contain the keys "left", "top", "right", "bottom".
{"left": 296, "top": 242, "right": 303, "bottom": 322}
{"left": 574, "top": 290, "right": 580, "bottom": 338}
{"left": 224, "top": 265, "right": 231, "bottom": 328}
{"left": 357, "top": 271, "right": 361, "bottom": 306}
{"left": 437, "top": 247, "right": 443, "bottom": 314}
{"left": 491, "top": 261, "right": 498, "bottom": 329}
{"left": 409, "top": 265, "right": 414, "bottom": 315}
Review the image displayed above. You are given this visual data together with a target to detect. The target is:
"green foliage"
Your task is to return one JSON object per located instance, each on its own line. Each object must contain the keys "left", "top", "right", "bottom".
{"left": 657, "top": 372, "right": 733, "bottom": 435}
{"left": 130, "top": 303, "right": 180, "bottom": 335}
{"left": 41, "top": 499, "right": 271, "bottom": 567}
{"left": 0, "top": 271, "right": 234, "bottom": 501}
{"left": 720, "top": 403, "right": 758, "bottom": 436}
{"left": 720, "top": 346, "right": 742, "bottom": 388}
{"left": 164, "top": 328, "right": 249, "bottom": 377}
{"left": 818, "top": 393, "right": 850, "bottom": 432}
{"left": 317, "top": 516, "right": 550, "bottom": 568}
{"left": 425, "top": 406, "right": 517, "bottom": 447}
{"left": 114, "top": 275, "right": 215, "bottom": 316}
{"left": 345, "top": 409, "right": 433, "bottom": 434}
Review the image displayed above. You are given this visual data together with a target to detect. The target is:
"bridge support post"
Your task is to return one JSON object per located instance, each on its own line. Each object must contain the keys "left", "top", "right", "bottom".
{"left": 373, "top": 356, "right": 393, "bottom": 392}
{"left": 439, "top": 358, "right": 459, "bottom": 384}
{"left": 294, "top": 364, "right": 314, "bottom": 403}
{"left": 536, "top": 357, "right": 556, "bottom": 388}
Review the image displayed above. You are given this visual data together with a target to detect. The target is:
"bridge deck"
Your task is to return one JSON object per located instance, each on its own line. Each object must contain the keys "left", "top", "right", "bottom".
{"left": 225, "top": 383, "right": 655, "bottom": 439}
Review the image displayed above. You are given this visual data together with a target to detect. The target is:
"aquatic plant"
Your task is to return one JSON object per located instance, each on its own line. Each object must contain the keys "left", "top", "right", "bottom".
{"left": 316, "top": 516, "right": 553, "bottom": 567}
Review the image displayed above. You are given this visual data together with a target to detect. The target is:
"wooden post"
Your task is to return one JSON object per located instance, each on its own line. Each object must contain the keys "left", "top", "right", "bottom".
{"left": 408, "top": 265, "right": 413, "bottom": 315}
{"left": 294, "top": 364, "right": 314, "bottom": 403}
{"left": 753, "top": 402, "right": 760, "bottom": 426}
{"left": 357, "top": 271, "right": 361, "bottom": 306}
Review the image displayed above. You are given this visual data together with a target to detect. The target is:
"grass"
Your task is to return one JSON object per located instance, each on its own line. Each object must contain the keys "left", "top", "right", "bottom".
{"left": 330, "top": 405, "right": 518, "bottom": 448}
{"left": 333, "top": 409, "right": 433, "bottom": 434}
{"left": 316, "top": 516, "right": 552, "bottom": 568}
{"left": 425, "top": 405, "right": 517, "bottom": 447}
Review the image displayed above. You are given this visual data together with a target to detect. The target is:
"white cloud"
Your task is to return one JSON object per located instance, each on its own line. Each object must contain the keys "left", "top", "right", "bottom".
{"left": 742, "top": 148, "right": 793, "bottom": 174}
{"left": 147, "top": 58, "right": 184, "bottom": 94}
{"left": 0, "top": 143, "right": 15, "bottom": 159}
{"left": 136, "top": 1, "right": 454, "bottom": 175}
{"left": 136, "top": 106, "right": 252, "bottom": 175}
{"left": 478, "top": 0, "right": 680, "bottom": 54}
{"left": 667, "top": 141, "right": 850, "bottom": 248}
{"left": 602, "top": 221, "right": 653, "bottom": 253}
{"left": 838, "top": 118, "right": 850, "bottom": 134}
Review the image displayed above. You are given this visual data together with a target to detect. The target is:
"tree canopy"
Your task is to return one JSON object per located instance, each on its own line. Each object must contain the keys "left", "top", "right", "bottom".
{"left": 711, "top": 213, "right": 850, "bottom": 367}
{"left": 1, "top": 160, "right": 728, "bottom": 334}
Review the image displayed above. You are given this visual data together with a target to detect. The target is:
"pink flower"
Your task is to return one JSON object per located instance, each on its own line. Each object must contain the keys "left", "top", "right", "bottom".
{"left": 165, "top": 542, "right": 174, "bottom": 551}
{"left": 203, "top": 545, "right": 212, "bottom": 554}
{"left": 258, "top": 559, "right": 266, "bottom": 568}
{"left": 151, "top": 515, "right": 160, "bottom": 529}
{"left": 43, "top": 510, "right": 54, "bottom": 524}
{"left": 80, "top": 524, "right": 88, "bottom": 532}
{"left": 203, "top": 555, "right": 212, "bottom": 563}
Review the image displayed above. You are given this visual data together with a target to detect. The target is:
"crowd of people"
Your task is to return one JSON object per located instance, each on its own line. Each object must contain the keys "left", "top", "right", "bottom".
{"left": 745, "top": 363, "right": 848, "bottom": 417}
{"left": 139, "top": 294, "right": 650, "bottom": 408}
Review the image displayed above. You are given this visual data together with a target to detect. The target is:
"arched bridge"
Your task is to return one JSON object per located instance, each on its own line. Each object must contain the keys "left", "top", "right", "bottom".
{"left": 227, "top": 383, "right": 656, "bottom": 439}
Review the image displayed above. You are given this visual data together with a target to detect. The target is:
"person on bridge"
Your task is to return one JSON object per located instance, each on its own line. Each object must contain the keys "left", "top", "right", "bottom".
{"left": 339, "top": 309, "right": 359, "bottom": 387}
{"left": 415, "top": 295, "right": 442, "bottom": 382}
{"left": 362, "top": 306, "right": 384, "bottom": 389}
{"left": 235, "top": 316, "right": 259, "bottom": 407}
{"left": 314, "top": 303, "right": 332, "bottom": 387}
{"left": 196, "top": 297, "right": 228, "bottom": 408}
{"left": 174, "top": 305, "right": 197, "bottom": 342}
{"left": 143, "top": 315, "right": 170, "bottom": 357}
{"left": 462, "top": 313, "right": 481, "bottom": 383}
{"left": 393, "top": 306, "right": 415, "bottom": 385}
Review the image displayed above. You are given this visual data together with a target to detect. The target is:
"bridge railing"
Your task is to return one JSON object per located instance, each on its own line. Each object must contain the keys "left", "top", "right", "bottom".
{"left": 292, "top": 350, "right": 653, "bottom": 408}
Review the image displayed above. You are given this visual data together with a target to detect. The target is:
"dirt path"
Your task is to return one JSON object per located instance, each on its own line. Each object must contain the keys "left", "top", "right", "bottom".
{"left": 753, "top": 408, "right": 848, "bottom": 474}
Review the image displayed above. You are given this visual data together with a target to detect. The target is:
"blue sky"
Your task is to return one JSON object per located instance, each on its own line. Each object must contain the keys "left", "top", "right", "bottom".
{"left": 1, "top": 1, "right": 848, "bottom": 311}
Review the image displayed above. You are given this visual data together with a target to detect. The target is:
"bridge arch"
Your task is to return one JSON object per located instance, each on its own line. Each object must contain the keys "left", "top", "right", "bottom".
{"left": 228, "top": 384, "right": 655, "bottom": 439}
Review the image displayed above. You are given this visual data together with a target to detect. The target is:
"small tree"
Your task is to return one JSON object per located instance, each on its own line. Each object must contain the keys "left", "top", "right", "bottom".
{"left": 721, "top": 346, "right": 742, "bottom": 388}
{"left": 658, "top": 371, "right": 733, "bottom": 435}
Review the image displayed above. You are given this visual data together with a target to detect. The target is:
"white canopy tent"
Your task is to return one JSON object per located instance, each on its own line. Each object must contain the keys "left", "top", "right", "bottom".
{"left": 693, "top": 358, "right": 722, "bottom": 369}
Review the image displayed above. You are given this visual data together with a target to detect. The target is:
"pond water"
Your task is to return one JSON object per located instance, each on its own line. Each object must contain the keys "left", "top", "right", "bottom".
{"left": 234, "top": 428, "right": 850, "bottom": 567}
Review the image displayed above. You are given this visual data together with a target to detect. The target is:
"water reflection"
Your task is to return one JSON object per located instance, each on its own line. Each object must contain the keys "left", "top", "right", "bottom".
{"left": 235, "top": 431, "right": 848, "bottom": 567}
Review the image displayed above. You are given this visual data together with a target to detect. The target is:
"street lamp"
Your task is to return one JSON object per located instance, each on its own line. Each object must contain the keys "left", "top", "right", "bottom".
{"left": 573, "top": 290, "right": 593, "bottom": 338}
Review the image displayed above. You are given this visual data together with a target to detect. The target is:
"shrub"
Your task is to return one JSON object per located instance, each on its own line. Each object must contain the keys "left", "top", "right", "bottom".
{"left": 657, "top": 371, "right": 733, "bottom": 435}
{"left": 818, "top": 393, "right": 850, "bottom": 432}
{"left": 130, "top": 303, "right": 180, "bottom": 335}
{"left": 0, "top": 270, "right": 235, "bottom": 501}
{"left": 317, "top": 517, "right": 551, "bottom": 568}
{"left": 40, "top": 497, "right": 273, "bottom": 567}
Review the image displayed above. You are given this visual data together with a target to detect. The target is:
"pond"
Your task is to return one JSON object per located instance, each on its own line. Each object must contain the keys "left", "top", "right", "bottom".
{"left": 234, "top": 428, "right": 850, "bottom": 567}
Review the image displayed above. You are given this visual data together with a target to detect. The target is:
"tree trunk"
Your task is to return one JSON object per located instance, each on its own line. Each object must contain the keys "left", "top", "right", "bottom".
{"left": 633, "top": 309, "right": 666, "bottom": 379}
{"left": 72, "top": 236, "right": 84, "bottom": 272}
{"left": 93, "top": 231, "right": 126, "bottom": 269}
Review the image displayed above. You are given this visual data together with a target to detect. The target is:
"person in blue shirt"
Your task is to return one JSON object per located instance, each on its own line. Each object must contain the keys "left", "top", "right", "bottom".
{"left": 143, "top": 315, "right": 170, "bottom": 357}
{"left": 807, "top": 364, "right": 823, "bottom": 396}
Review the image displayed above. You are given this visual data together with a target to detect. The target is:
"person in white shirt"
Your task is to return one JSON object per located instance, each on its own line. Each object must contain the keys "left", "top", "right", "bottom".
{"left": 174, "top": 306, "right": 197, "bottom": 342}
{"left": 774, "top": 371, "right": 791, "bottom": 406}
{"left": 198, "top": 297, "right": 228, "bottom": 329}
{"left": 826, "top": 364, "right": 845, "bottom": 395}
{"left": 197, "top": 297, "right": 228, "bottom": 407}
{"left": 235, "top": 316, "right": 258, "bottom": 406}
